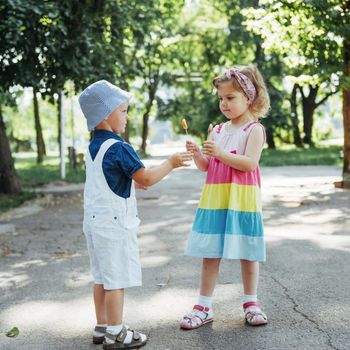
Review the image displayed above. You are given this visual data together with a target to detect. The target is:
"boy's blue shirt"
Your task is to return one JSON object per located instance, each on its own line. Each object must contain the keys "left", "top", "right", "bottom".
{"left": 88, "top": 129, "right": 144, "bottom": 199}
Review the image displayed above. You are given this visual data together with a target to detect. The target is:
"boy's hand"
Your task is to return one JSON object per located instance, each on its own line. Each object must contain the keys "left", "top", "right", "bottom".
{"left": 203, "top": 140, "right": 222, "bottom": 158}
{"left": 134, "top": 182, "right": 148, "bottom": 190}
{"left": 186, "top": 140, "right": 201, "bottom": 157}
{"left": 169, "top": 151, "right": 192, "bottom": 168}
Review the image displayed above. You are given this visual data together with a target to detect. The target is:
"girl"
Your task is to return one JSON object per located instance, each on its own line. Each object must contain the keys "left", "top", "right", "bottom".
{"left": 181, "top": 64, "right": 270, "bottom": 329}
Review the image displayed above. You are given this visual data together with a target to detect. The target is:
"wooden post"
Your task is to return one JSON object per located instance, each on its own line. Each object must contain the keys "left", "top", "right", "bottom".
{"left": 60, "top": 91, "right": 66, "bottom": 180}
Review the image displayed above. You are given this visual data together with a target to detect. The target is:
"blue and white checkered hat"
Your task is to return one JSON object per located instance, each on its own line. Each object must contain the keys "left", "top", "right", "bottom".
{"left": 79, "top": 80, "right": 132, "bottom": 131}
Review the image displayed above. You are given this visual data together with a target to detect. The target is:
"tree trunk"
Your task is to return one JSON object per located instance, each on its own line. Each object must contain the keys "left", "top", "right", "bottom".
{"left": 291, "top": 84, "right": 303, "bottom": 147}
{"left": 265, "top": 126, "right": 276, "bottom": 149}
{"left": 140, "top": 111, "right": 150, "bottom": 153}
{"left": 342, "top": 19, "right": 350, "bottom": 188}
{"left": 33, "top": 87, "right": 46, "bottom": 163}
{"left": 119, "top": 79, "right": 130, "bottom": 143}
{"left": 140, "top": 75, "right": 159, "bottom": 154}
{"left": 0, "top": 105, "right": 22, "bottom": 194}
{"left": 123, "top": 122, "right": 130, "bottom": 143}
{"left": 300, "top": 85, "right": 318, "bottom": 146}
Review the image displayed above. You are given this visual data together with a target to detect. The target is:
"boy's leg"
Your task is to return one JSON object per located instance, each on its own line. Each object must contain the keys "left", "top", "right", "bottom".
{"left": 104, "top": 288, "right": 147, "bottom": 348}
{"left": 94, "top": 284, "right": 107, "bottom": 323}
{"left": 92, "top": 284, "right": 107, "bottom": 344}
{"left": 240, "top": 260, "right": 267, "bottom": 326}
{"left": 105, "top": 289, "right": 124, "bottom": 325}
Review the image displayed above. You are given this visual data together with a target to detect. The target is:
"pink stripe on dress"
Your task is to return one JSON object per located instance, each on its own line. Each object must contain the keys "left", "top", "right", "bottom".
{"left": 205, "top": 159, "right": 261, "bottom": 187}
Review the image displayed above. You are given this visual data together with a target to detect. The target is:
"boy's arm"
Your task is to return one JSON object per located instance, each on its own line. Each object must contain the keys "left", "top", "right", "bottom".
{"left": 132, "top": 152, "right": 192, "bottom": 187}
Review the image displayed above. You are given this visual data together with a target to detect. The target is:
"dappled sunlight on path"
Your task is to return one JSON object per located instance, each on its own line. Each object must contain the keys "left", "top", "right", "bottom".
{"left": 1, "top": 164, "right": 349, "bottom": 349}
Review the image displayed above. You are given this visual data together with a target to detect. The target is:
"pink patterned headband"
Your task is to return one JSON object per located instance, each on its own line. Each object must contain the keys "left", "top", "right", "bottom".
{"left": 225, "top": 68, "right": 256, "bottom": 103}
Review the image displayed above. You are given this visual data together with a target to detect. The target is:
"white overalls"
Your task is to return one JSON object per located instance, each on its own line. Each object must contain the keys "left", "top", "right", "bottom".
{"left": 83, "top": 138, "right": 142, "bottom": 290}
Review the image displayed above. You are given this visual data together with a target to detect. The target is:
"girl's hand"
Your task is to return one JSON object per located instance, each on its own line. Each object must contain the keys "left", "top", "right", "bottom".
{"left": 169, "top": 151, "right": 193, "bottom": 168}
{"left": 186, "top": 140, "right": 201, "bottom": 157}
{"left": 203, "top": 140, "right": 222, "bottom": 158}
{"left": 134, "top": 182, "right": 148, "bottom": 190}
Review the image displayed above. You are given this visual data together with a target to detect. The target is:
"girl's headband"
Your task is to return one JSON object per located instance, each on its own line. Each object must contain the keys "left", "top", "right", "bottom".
{"left": 225, "top": 68, "right": 257, "bottom": 103}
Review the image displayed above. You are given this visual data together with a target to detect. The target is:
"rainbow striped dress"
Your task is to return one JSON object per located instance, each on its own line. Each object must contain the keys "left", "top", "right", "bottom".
{"left": 185, "top": 121, "right": 266, "bottom": 262}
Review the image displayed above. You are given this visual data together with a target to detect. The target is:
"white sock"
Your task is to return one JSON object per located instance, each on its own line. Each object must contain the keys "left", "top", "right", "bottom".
{"left": 198, "top": 295, "right": 213, "bottom": 309}
{"left": 93, "top": 323, "right": 107, "bottom": 337}
{"left": 106, "top": 324, "right": 146, "bottom": 344}
{"left": 243, "top": 294, "right": 258, "bottom": 306}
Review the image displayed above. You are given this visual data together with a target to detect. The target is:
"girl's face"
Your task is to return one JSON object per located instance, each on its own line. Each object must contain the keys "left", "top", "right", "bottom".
{"left": 106, "top": 101, "right": 129, "bottom": 134}
{"left": 217, "top": 81, "right": 250, "bottom": 122}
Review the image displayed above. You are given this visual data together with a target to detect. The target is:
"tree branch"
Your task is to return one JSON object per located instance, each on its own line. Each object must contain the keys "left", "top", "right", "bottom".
{"left": 297, "top": 84, "right": 305, "bottom": 99}
{"left": 315, "top": 89, "right": 339, "bottom": 107}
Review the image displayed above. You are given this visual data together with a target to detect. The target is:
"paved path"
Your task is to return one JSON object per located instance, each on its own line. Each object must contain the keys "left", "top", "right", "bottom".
{"left": 0, "top": 161, "right": 349, "bottom": 350}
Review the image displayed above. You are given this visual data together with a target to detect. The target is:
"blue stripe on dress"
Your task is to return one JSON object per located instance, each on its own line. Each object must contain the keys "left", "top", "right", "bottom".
{"left": 192, "top": 208, "right": 263, "bottom": 237}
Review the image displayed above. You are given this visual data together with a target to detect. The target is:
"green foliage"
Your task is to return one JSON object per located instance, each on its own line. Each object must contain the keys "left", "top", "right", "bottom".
{"left": 260, "top": 145, "right": 343, "bottom": 166}
{"left": 0, "top": 0, "right": 346, "bottom": 162}
{"left": 5, "top": 327, "right": 20, "bottom": 338}
{"left": 0, "top": 192, "right": 36, "bottom": 214}
{"left": 14, "top": 154, "right": 85, "bottom": 187}
{"left": 242, "top": 0, "right": 347, "bottom": 86}
{"left": 156, "top": 0, "right": 290, "bottom": 143}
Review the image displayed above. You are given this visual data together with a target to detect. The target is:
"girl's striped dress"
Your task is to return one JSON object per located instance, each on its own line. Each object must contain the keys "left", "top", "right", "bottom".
{"left": 185, "top": 120, "right": 266, "bottom": 262}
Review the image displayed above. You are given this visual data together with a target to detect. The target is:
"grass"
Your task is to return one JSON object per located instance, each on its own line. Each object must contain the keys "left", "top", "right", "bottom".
{"left": 0, "top": 191, "right": 37, "bottom": 213}
{"left": 260, "top": 145, "right": 343, "bottom": 167}
{"left": 14, "top": 153, "right": 85, "bottom": 188}
{"left": 0, "top": 154, "right": 85, "bottom": 213}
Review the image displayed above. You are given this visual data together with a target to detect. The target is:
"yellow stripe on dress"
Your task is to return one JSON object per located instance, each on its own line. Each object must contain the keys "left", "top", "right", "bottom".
{"left": 199, "top": 183, "right": 261, "bottom": 212}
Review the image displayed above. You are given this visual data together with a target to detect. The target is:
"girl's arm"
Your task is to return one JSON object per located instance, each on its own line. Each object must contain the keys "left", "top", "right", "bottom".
{"left": 132, "top": 151, "right": 192, "bottom": 187}
{"left": 203, "top": 126, "right": 264, "bottom": 172}
{"left": 186, "top": 140, "right": 209, "bottom": 172}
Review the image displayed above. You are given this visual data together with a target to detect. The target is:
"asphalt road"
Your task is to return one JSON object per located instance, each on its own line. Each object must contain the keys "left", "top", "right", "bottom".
{"left": 0, "top": 163, "right": 349, "bottom": 350}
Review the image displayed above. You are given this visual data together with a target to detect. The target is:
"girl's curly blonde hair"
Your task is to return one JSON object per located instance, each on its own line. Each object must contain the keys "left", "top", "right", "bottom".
{"left": 213, "top": 64, "right": 270, "bottom": 118}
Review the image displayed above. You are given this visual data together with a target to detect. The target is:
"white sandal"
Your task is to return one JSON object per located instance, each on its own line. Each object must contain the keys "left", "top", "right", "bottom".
{"left": 243, "top": 302, "right": 268, "bottom": 326}
{"left": 180, "top": 305, "right": 214, "bottom": 330}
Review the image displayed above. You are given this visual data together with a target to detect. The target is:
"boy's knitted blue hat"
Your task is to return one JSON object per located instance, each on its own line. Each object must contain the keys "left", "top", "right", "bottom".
{"left": 79, "top": 80, "right": 131, "bottom": 131}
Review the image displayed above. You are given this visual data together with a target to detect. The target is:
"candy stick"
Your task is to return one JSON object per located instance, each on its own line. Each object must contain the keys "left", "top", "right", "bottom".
{"left": 207, "top": 123, "right": 213, "bottom": 139}
{"left": 207, "top": 123, "right": 213, "bottom": 134}
{"left": 182, "top": 118, "right": 188, "bottom": 135}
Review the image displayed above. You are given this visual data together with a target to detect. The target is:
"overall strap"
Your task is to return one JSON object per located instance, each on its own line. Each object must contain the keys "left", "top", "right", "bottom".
{"left": 94, "top": 138, "right": 120, "bottom": 164}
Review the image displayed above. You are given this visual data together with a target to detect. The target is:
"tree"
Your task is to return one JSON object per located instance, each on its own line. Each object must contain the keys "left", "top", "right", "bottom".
{"left": 243, "top": 0, "right": 350, "bottom": 186}
{"left": 157, "top": 0, "right": 289, "bottom": 147}
{"left": 129, "top": 0, "right": 185, "bottom": 153}
{"left": 0, "top": 91, "right": 22, "bottom": 195}
{"left": 242, "top": 0, "right": 342, "bottom": 146}
{"left": 44, "top": 0, "right": 117, "bottom": 154}
{"left": 341, "top": 1, "right": 350, "bottom": 188}
{"left": 0, "top": 0, "right": 50, "bottom": 163}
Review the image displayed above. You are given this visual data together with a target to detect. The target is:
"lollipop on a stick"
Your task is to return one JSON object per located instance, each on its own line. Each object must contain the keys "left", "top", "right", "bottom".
{"left": 182, "top": 118, "right": 189, "bottom": 135}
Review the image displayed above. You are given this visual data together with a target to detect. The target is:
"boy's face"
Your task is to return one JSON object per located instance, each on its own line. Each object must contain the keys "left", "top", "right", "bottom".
{"left": 106, "top": 101, "right": 129, "bottom": 134}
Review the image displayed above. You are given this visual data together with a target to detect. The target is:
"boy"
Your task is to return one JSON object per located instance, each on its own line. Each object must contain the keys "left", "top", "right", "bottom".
{"left": 79, "top": 80, "right": 191, "bottom": 349}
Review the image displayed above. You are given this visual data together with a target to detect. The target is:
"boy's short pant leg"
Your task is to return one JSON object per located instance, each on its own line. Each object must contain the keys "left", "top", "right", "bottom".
{"left": 84, "top": 229, "right": 103, "bottom": 285}
{"left": 84, "top": 225, "right": 142, "bottom": 290}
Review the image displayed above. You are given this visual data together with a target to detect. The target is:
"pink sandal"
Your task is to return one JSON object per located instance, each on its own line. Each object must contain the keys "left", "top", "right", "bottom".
{"left": 180, "top": 305, "right": 214, "bottom": 330}
{"left": 243, "top": 302, "right": 268, "bottom": 326}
